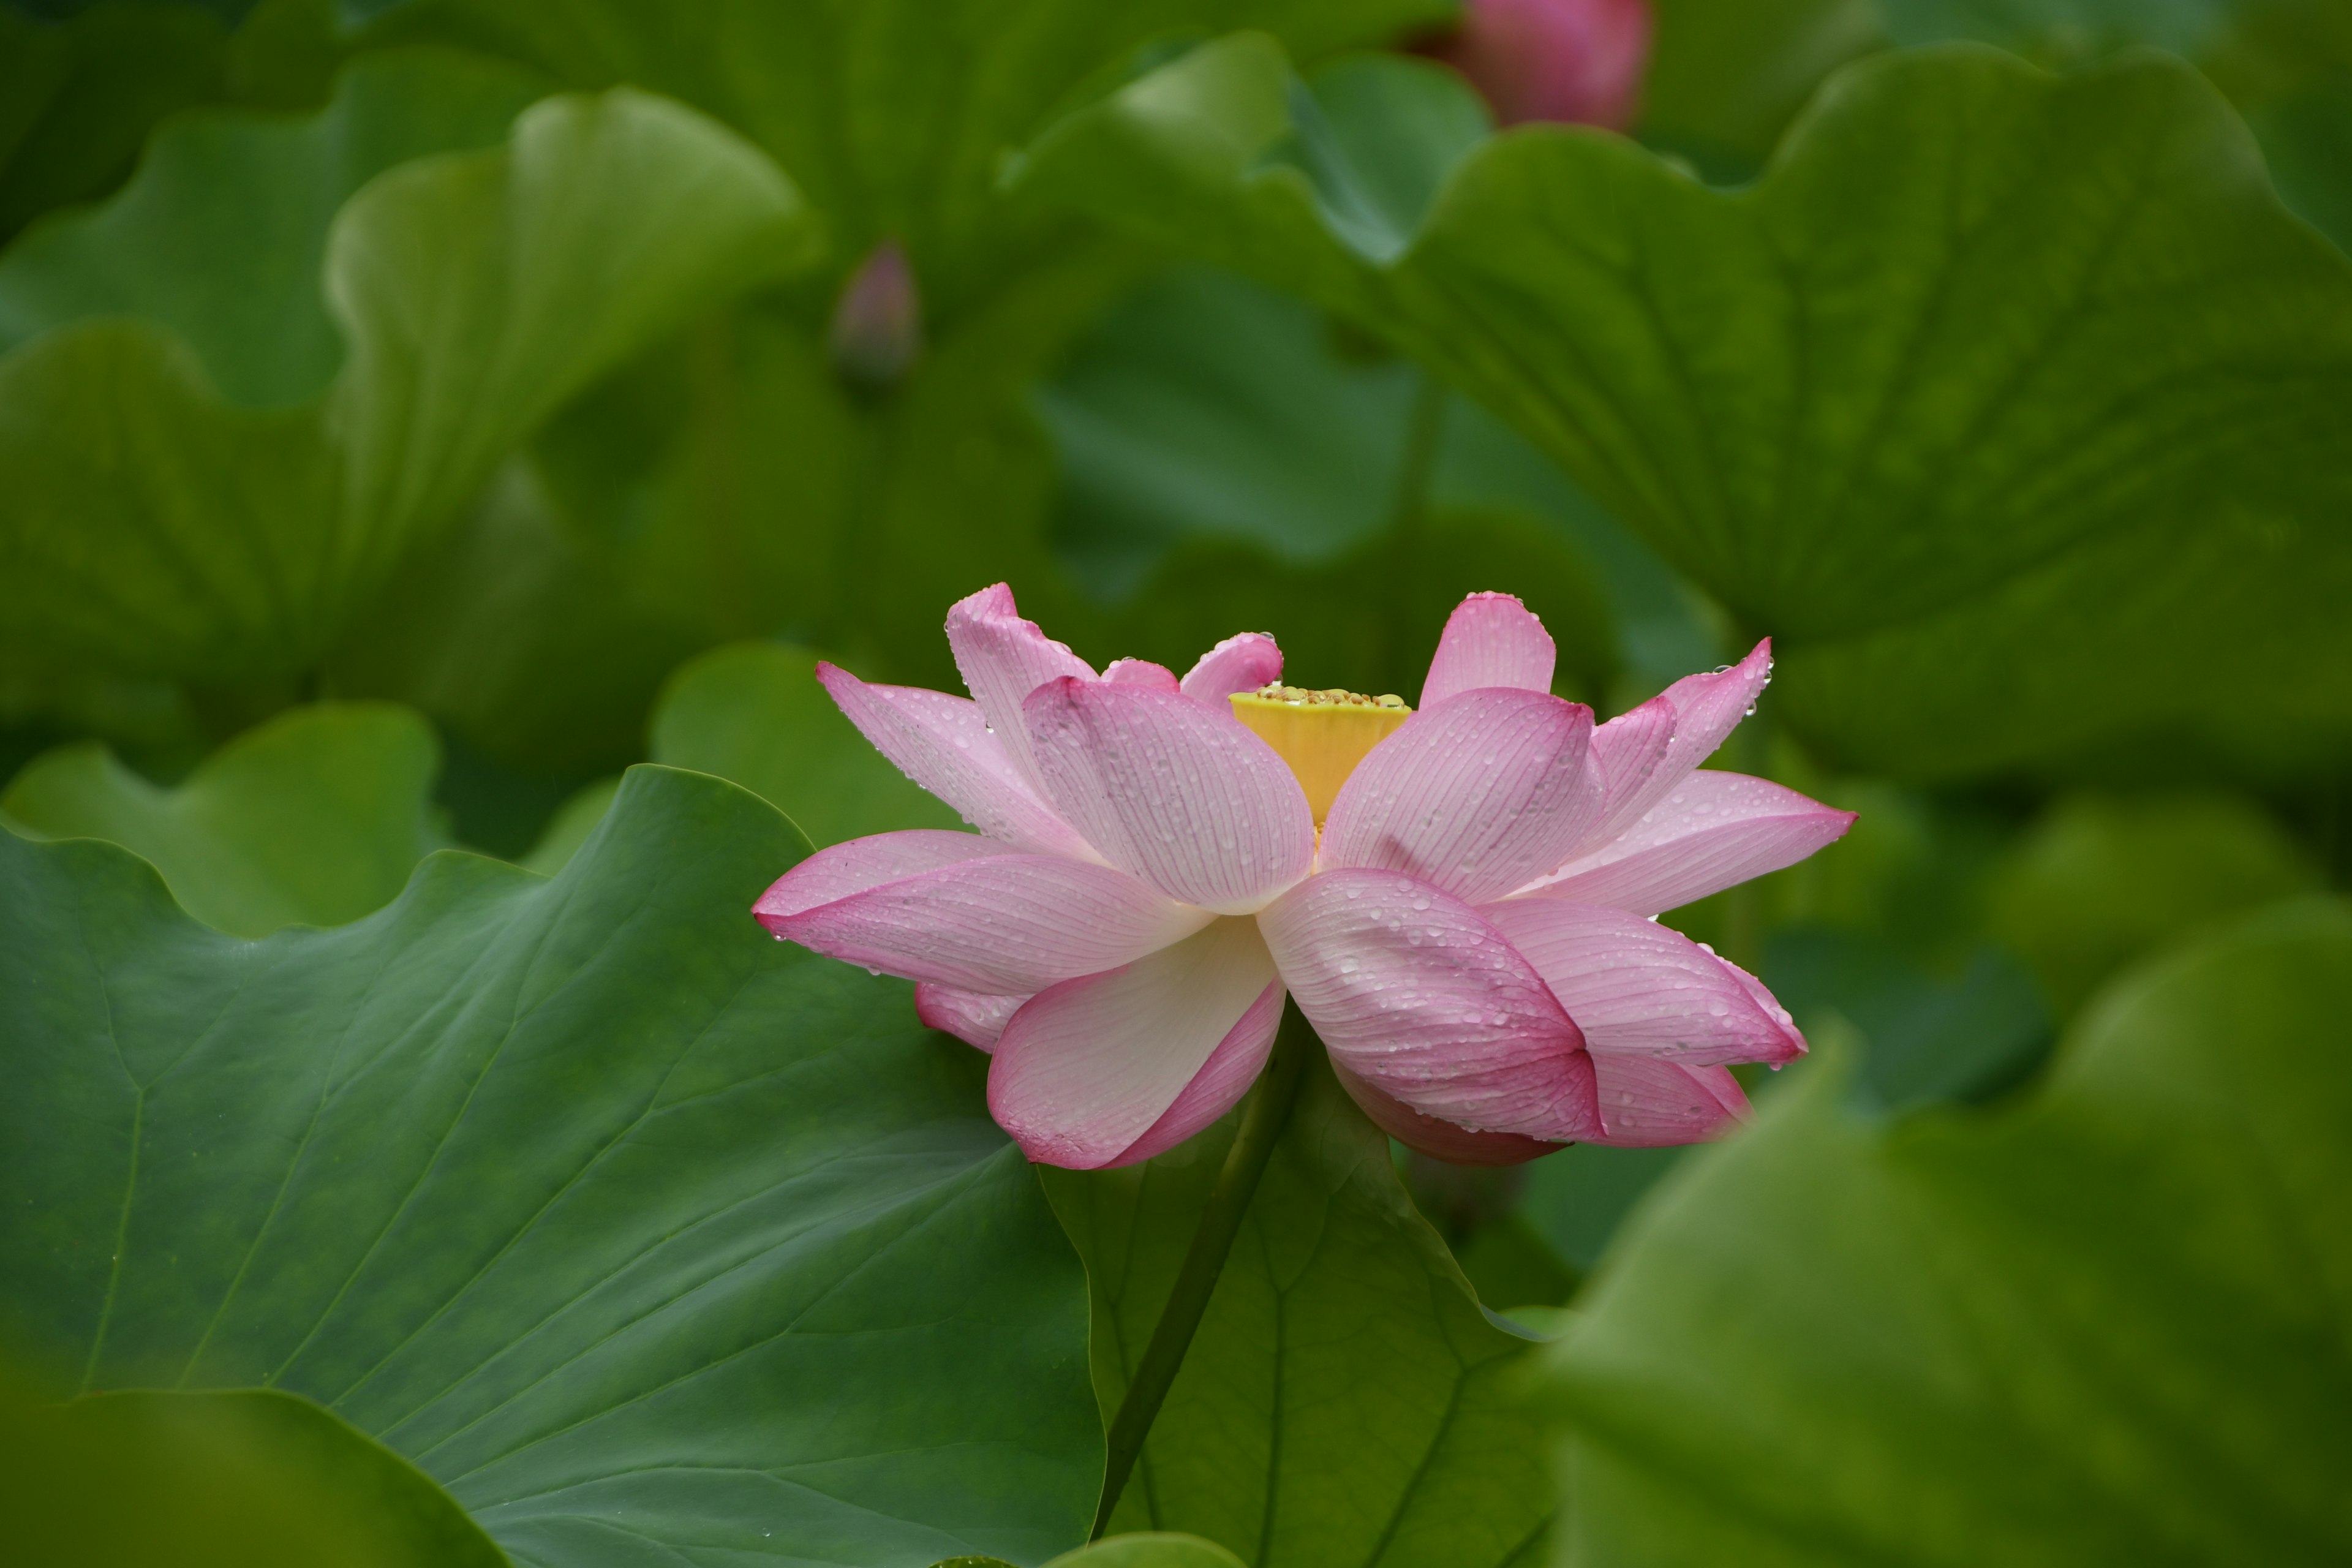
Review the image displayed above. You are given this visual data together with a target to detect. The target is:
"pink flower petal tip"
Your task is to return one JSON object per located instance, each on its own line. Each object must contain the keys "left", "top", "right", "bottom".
{"left": 1421, "top": 0, "right": 1653, "bottom": 130}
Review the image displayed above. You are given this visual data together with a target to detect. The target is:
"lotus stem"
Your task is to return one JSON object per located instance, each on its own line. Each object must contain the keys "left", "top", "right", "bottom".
{"left": 1088, "top": 1001, "right": 1316, "bottom": 1538}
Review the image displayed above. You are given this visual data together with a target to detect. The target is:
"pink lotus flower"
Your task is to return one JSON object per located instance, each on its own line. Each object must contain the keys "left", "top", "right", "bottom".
{"left": 1420, "top": 0, "right": 1653, "bottom": 131}
{"left": 755, "top": 585, "right": 1852, "bottom": 1169}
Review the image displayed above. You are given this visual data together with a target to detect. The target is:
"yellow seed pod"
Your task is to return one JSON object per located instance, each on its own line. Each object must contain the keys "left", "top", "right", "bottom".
{"left": 1229, "top": 684, "right": 1412, "bottom": 823}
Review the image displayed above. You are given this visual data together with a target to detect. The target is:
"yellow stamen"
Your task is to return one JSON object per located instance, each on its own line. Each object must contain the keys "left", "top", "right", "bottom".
{"left": 1230, "top": 684, "right": 1412, "bottom": 823}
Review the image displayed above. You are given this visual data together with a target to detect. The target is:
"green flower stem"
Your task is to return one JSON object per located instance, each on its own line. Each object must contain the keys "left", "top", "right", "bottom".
{"left": 1088, "top": 1001, "right": 1317, "bottom": 1539}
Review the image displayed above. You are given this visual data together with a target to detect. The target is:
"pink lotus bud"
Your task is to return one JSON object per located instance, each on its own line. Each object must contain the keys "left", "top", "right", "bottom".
{"left": 754, "top": 587, "right": 1852, "bottom": 1169}
{"left": 1421, "top": 0, "right": 1653, "bottom": 130}
{"left": 827, "top": 240, "right": 924, "bottom": 390}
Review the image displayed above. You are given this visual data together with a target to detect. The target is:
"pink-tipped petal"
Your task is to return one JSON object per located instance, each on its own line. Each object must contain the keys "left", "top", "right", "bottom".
{"left": 1104, "top": 658, "right": 1182, "bottom": 693}
{"left": 1525, "top": 770, "right": 1855, "bottom": 915}
{"left": 1722, "top": 957, "right": 1809, "bottom": 1058}
{"left": 914, "top": 984, "right": 1026, "bottom": 1052}
{"left": 754, "top": 830, "right": 1015, "bottom": 923}
{"left": 1180, "top": 631, "right": 1284, "bottom": 704}
{"left": 1576, "top": 694, "right": 1676, "bottom": 853}
{"left": 1322, "top": 688, "right": 1601, "bottom": 906}
{"left": 1587, "top": 1055, "right": 1751, "bottom": 1147}
{"left": 1420, "top": 592, "right": 1558, "bottom": 708}
{"left": 946, "top": 584, "right": 1097, "bottom": 792}
{"left": 1025, "top": 677, "right": 1314, "bottom": 914}
{"left": 1259, "top": 869, "right": 1598, "bottom": 1142}
{"left": 989, "top": 918, "right": 1281, "bottom": 1169}
{"left": 1482, "top": 899, "right": 1805, "bottom": 1065}
{"left": 1329, "top": 1061, "right": 1567, "bottom": 1166}
{"left": 1659, "top": 640, "right": 1772, "bottom": 762}
{"left": 1597, "top": 640, "right": 1775, "bottom": 835}
{"left": 817, "top": 664, "right": 1095, "bottom": 857}
{"left": 1115, "top": 979, "right": 1286, "bottom": 1165}
{"left": 763, "top": 852, "right": 1210, "bottom": 995}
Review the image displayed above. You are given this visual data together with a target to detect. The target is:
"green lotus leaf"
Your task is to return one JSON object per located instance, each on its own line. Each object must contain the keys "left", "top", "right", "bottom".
{"left": 1039, "top": 264, "right": 1683, "bottom": 702}
{"left": 1, "top": 700, "right": 443, "bottom": 938}
{"left": 322, "top": 454, "right": 712, "bottom": 774}
{"left": 0, "top": 633, "right": 970, "bottom": 937}
{"left": 1050, "top": 1535, "right": 1250, "bottom": 1567}
{"left": 2244, "top": 70, "right": 2352, "bottom": 254}
{"left": 5, "top": 1383, "right": 507, "bottom": 1567}
{"left": 1763, "top": 930, "right": 2052, "bottom": 1107}
{"left": 0, "top": 1, "right": 233, "bottom": 243}
{"left": 1637, "top": 0, "right": 1885, "bottom": 173}
{"left": 513, "top": 638, "right": 978, "bottom": 875}
{"left": 1987, "top": 788, "right": 2321, "bottom": 1015}
{"left": 356, "top": 0, "right": 1452, "bottom": 323}
{"left": 328, "top": 262, "right": 1104, "bottom": 758}
{"left": 1042, "top": 1056, "right": 1550, "bottom": 1568}
{"left": 0, "top": 764, "right": 1101, "bottom": 1566}
{"left": 0, "top": 47, "right": 551, "bottom": 406}
{"left": 1535, "top": 898, "right": 2352, "bottom": 1565}
{"left": 517, "top": 776, "right": 623, "bottom": 876}
{"left": 921, "top": 1536, "right": 1251, "bottom": 1568}
{"left": 1013, "top": 38, "right": 2352, "bottom": 778}
{"left": 312, "top": 0, "right": 1456, "bottom": 731}
{"left": 0, "top": 51, "right": 817, "bottom": 684}
{"left": 1878, "top": 0, "right": 2229, "bottom": 62}
{"left": 1090, "top": 504, "right": 1618, "bottom": 710}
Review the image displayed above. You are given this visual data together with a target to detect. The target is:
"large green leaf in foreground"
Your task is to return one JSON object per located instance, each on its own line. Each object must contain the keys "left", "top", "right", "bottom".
{"left": 1042, "top": 1056, "right": 1549, "bottom": 1568}
{"left": 1536, "top": 899, "right": 2352, "bottom": 1564}
{"left": 4, "top": 1384, "right": 508, "bottom": 1567}
{"left": 0, "top": 636, "right": 968, "bottom": 938}
{"left": 0, "top": 766, "right": 1099, "bottom": 1566}
{"left": 1015, "top": 41, "right": 2352, "bottom": 778}
{"left": 0, "top": 52, "right": 815, "bottom": 684}
{"left": 1, "top": 701, "right": 443, "bottom": 938}
{"left": 942, "top": 1534, "right": 1249, "bottom": 1568}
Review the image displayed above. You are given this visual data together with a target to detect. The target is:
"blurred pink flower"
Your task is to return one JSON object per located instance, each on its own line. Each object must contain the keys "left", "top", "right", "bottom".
{"left": 756, "top": 585, "right": 1852, "bottom": 1169}
{"left": 1421, "top": 0, "right": 1653, "bottom": 130}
